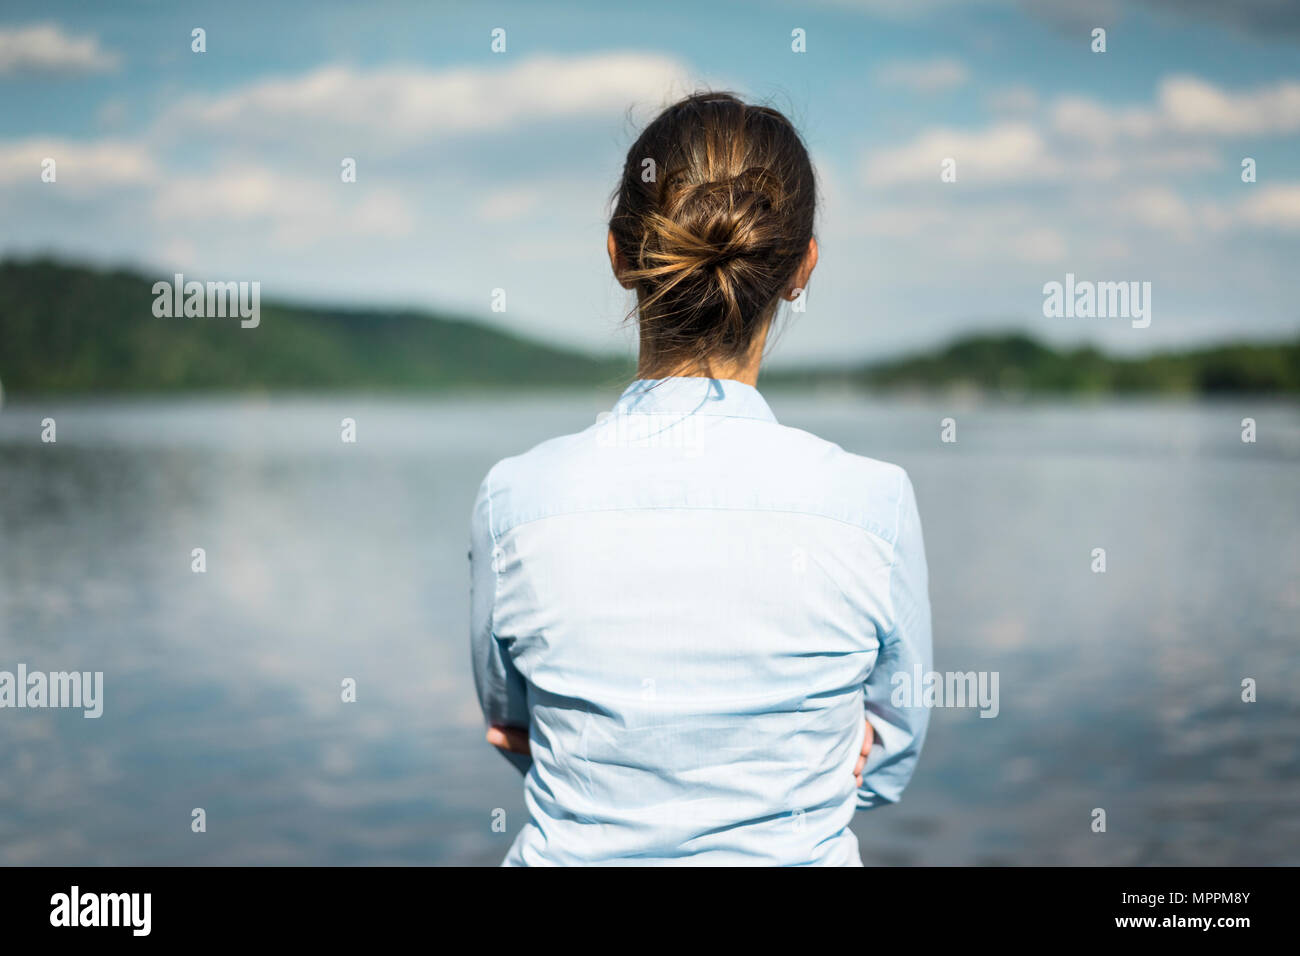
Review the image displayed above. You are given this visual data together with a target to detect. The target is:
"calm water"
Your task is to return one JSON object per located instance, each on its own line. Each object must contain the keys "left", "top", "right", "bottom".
{"left": 1, "top": 391, "right": 1297, "bottom": 865}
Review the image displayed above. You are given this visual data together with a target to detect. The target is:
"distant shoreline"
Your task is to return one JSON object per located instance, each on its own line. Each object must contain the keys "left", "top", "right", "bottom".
{"left": 2, "top": 258, "right": 1297, "bottom": 398}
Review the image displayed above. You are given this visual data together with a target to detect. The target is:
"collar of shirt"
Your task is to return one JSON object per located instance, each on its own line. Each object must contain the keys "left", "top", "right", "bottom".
{"left": 611, "top": 377, "right": 778, "bottom": 424}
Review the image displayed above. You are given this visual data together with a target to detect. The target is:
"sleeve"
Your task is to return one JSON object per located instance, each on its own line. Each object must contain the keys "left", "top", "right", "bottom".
{"left": 857, "top": 470, "right": 932, "bottom": 810}
{"left": 469, "top": 469, "right": 531, "bottom": 776}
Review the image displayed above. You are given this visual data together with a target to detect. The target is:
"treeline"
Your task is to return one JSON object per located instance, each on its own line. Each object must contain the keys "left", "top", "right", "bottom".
{"left": 768, "top": 332, "right": 1300, "bottom": 396}
{"left": 1, "top": 259, "right": 1296, "bottom": 396}
{"left": 0, "top": 258, "right": 628, "bottom": 395}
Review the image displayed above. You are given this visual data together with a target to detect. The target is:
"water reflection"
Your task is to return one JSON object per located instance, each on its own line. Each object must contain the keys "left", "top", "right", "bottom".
{"left": 1, "top": 394, "right": 1297, "bottom": 864}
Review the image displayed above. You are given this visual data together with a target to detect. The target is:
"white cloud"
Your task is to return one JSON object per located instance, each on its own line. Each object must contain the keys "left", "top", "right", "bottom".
{"left": 0, "top": 138, "right": 153, "bottom": 186}
{"left": 1070, "top": 144, "right": 1220, "bottom": 180}
{"left": 349, "top": 189, "right": 419, "bottom": 239}
{"left": 823, "top": 185, "right": 1071, "bottom": 264}
{"left": 817, "top": 0, "right": 981, "bottom": 16}
{"left": 151, "top": 165, "right": 415, "bottom": 247}
{"left": 1052, "top": 76, "right": 1300, "bottom": 143}
{"left": 1159, "top": 75, "right": 1300, "bottom": 136}
{"left": 1122, "top": 185, "right": 1198, "bottom": 233}
{"left": 1007, "top": 226, "right": 1068, "bottom": 263}
{"left": 862, "top": 122, "right": 1057, "bottom": 185}
{"left": 874, "top": 57, "right": 968, "bottom": 93}
{"left": 476, "top": 186, "right": 543, "bottom": 223}
{"left": 1237, "top": 183, "right": 1300, "bottom": 231}
{"left": 152, "top": 167, "right": 308, "bottom": 222}
{"left": 155, "top": 53, "right": 696, "bottom": 147}
{"left": 1094, "top": 182, "right": 1300, "bottom": 238}
{"left": 0, "top": 24, "right": 119, "bottom": 75}
{"left": 867, "top": 73, "right": 1291, "bottom": 198}
{"left": 842, "top": 203, "right": 949, "bottom": 239}
{"left": 986, "top": 85, "right": 1039, "bottom": 115}
{"left": 1050, "top": 95, "right": 1153, "bottom": 145}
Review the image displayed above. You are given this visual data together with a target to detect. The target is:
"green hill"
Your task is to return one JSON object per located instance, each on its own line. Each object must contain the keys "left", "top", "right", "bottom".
{"left": 0, "top": 258, "right": 630, "bottom": 395}
{"left": 768, "top": 331, "right": 1300, "bottom": 396}
{"left": 1, "top": 259, "right": 1296, "bottom": 396}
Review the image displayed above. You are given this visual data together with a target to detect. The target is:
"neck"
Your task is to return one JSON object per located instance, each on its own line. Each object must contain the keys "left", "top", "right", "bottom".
{"left": 637, "top": 357, "right": 763, "bottom": 387}
{"left": 637, "top": 326, "right": 769, "bottom": 387}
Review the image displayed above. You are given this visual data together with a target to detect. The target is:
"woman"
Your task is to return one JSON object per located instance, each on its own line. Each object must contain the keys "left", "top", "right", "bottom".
{"left": 470, "top": 92, "right": 932, "bottom": 866}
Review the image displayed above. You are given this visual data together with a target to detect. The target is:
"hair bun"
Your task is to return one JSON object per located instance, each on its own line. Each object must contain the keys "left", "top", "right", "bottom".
{"left": 610, "top": 91, "right": 816, "bottom": 366}
{"left": 659, "top": 168, "right": 784, "bottom": 271}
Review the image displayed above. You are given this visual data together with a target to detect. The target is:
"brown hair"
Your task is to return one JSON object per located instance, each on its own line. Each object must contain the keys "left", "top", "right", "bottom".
{"left": 609, "top": 91, "right": 816, "bottom": 373}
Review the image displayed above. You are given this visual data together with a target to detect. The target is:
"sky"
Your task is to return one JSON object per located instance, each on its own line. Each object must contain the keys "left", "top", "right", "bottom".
{"left": 1, "top": 0, "right": 1298, "bottom": 364}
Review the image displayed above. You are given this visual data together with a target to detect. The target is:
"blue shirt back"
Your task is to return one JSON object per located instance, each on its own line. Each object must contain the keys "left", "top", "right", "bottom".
{"left": 470, "top": 377, "right": 932, "bottom": 865}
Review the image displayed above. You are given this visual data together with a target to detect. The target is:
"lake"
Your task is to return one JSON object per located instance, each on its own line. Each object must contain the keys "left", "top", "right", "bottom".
{"left": 1, "top": 391, "right": 1297, "bottom": 865}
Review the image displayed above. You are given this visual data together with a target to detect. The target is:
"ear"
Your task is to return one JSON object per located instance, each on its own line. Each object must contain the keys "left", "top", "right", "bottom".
{"left": 783, "top": 236, "right": 819, "bottom": 301}
{"left": 608, "top": 229, "right": 636, "bottom": 290}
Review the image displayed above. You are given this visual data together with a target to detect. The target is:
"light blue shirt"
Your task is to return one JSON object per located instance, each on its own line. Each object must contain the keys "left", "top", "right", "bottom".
{"left": 470, "top": 377, "right": 932, "bottom": 865}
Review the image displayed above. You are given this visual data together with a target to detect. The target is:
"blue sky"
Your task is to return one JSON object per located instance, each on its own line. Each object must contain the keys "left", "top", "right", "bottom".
{"left": 2, "top": 0, "right": 1298, "bottom": 363}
